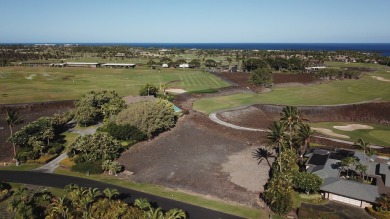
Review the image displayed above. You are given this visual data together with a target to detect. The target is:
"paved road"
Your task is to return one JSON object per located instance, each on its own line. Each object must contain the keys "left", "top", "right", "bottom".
{"left": 0, "top": 170, "right": 243, "bottom": 219}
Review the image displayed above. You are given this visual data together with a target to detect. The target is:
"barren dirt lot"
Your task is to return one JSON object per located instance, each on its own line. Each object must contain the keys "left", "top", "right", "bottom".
{"left": 119, "top": 112, "right": 269, "bottom": 207}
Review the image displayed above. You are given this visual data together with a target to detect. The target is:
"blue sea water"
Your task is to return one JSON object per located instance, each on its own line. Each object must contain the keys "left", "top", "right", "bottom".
{"left": 83, "top": 43, "right": 390, "bottom": 56}
{"left": 7, "top": 43, "right": 390, "bottom": 56}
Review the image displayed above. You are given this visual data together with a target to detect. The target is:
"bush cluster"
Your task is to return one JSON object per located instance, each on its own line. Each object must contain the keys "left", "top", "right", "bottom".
{"left": 116, "top": 99, "right": 177, "bottom": 138}
{"left": 71, "top": 161, "right": 103, "bottom": 174}
{"left": 105, "top": 122, "right": 146, "bottom": 142}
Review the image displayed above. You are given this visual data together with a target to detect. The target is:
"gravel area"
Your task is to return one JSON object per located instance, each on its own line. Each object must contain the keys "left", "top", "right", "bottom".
{"left": 119, "top": 112, "right": 268, "bottom": 207}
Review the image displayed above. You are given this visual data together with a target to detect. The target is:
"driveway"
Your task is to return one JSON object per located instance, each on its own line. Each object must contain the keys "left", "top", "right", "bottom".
{"left": 300, "top": 201, "right": 374, "bottom": 219}
{"left": 0, "top": 170, "right": 243, "bottom": 219}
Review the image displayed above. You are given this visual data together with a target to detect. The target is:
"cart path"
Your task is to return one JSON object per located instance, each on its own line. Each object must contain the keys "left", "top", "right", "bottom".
{"left": 209, "top": 112, "right": 384, "bottom": 149}
{"left": 32, "top": 124, "right": 100, "bottom": 173}
{"left": 32, "top": 153, "right": 68, "bottom": 173}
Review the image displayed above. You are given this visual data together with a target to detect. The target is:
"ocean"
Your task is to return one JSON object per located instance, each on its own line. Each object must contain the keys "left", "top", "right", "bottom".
{"left": 8, "top": 43, "right": 390, "bottom": 56}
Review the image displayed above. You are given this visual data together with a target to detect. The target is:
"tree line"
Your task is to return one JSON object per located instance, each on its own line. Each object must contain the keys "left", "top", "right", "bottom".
{"left": 3, "top": 183, "right": 186, "bottom": 219}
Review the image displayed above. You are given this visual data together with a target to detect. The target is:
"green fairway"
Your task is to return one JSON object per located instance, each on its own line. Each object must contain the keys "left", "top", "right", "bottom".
{"left": 310, "top": 122, "right": 390, "bottom": 147}
{"left": 0, "top": 66, "right": 229, "bottom": 104}
{"left": 194, "top": 69, "right": 390, "bottom": 114}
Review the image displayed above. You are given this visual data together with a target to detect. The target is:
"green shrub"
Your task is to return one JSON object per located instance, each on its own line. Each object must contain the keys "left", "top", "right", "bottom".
{"left": 299, "top": 193, "right": 326, "bottom": 204}
{"left": 106, "top": 122, "right": 146, "bottom": 141}
{"left": 366, "top": 207, "right": 390, "bottom": 219}
{"left": 47, "top": 143, "right": 64, "bottom": 155}
{"left": 267, "top": 191, "right": 293, "bottom": 215}
{"left": 293, "top": 171, "right": 323, "bottom": 194}
{"left": 71, "top": 161, "right": 103, "bottom": 174}
{"left": 59, "top": 157, "right": 75, "bottom": 169}
{"left": 116, "top": 99, "right": 176, "bottom": 138}
{"left": 68, "top": 133, "right": 122, "bottom": 164}
{"left": 26, "top": 154, "right": 57, "bottom": 164}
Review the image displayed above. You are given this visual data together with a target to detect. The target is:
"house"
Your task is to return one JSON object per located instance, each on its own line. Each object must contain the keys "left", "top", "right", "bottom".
{"left": 115, "top": 53, "right": 125, "bottom": 57}
{"left": 304, "top": 66, "right": 326, "bottom": 73}
{"left": 229, "top": 65, "right": 238, "bottom": 73}
{"left": 65, "top": 62, "right": 99, "bottom": 68}
{"left": 306, "top": 148, "right": 390, "bottom": 208}
{"left": 100, "top": 63, "right": 135, "bottom": 68}
{"left": 179, "top": 63, "right": 189, "bottom": 68}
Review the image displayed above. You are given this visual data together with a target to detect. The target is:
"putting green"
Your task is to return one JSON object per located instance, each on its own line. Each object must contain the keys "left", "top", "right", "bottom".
{"left": 311, "top": 122, "right": 390, "bottom": 147}
{"left": 369, "top": 130, "right": 390, "bottom": 145}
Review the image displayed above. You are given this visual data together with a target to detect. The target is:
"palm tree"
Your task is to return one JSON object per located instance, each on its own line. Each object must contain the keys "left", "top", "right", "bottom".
{"left": 353, "top": 138, "right": 370, "bottom": 155}
{"left": 5, "top": 110, "right": 23, "bottom": 157}
{"left": 280, "top": 106, "right": 302, "bottom": 148}
{"left": 355, "top": 163, "right": 368, "bottom": 181}
{"left": 146, "top": 207, "right": 164, "bottom": 219}
{"left": 252, "top": 147, "right": 274, "bottom": 168}
{"left": 267, "top": 121, "right": 287, "bottom": 172}
{"left": 297, "top": 123, "right": 315, "bottom": 160}
{"left": 103, "top": 188, "right": 119, "bottom": 200}
{"left": 340, "top": 156, "right": 356, "bottom": 178}
{"left": 134, "top": 198, "right": 151, "bottom": 210}
{"left": 102, "top": 160, "right": 112, "bottom": 174}
{"left": 109, "top": 161, "right": 123, "bottom": 176}
{"left": 165, "top": 208, "right": 187, "bottom": 219}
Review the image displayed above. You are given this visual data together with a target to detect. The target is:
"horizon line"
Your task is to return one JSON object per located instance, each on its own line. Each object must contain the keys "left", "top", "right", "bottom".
{"left": 2, "top": 42, "right": 390, "bottom": 44}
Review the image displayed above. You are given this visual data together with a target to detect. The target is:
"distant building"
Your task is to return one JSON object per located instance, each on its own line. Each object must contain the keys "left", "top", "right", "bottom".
{"left": 65, "top": 62, "right": 99, "bottom": 68}
{"left": 305, "top": 66, "right": 326, "bottom": 73}
{"left": 100, "top": 63, "right": 135, "bottom": 68}
{"left": 229, "top": 65, "right": 238, "bottom": 73}
{"left": 115, "top": 53, "right": 125, "bottom": 57}
{"left": 179, "top": 63, "right": 189, "bottom": 68}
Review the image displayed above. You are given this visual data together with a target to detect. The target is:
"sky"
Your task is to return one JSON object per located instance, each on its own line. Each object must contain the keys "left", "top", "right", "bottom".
{"left": 1, "top": 0, "right": 389, "bottom": 43}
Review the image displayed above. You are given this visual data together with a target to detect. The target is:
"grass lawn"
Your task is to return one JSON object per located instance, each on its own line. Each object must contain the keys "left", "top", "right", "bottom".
{"left": 311, "top": 122, "right": 390, "bottom": 146}
{"left": 0, "top": 163, "right": 40, "bottom": 171}
{"left": 0, "top": 66, "right": 229, "bottom": 104}
{"left": 54, "top": 168, "right": 270, "bottom": 219}
{"left": 194, "top": 69, "right": 390, "bottom": 114}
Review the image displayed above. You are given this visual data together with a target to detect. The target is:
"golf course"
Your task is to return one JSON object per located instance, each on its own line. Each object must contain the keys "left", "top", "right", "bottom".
{"left": 0, "top": 66, "right": 229, "bottom": 104}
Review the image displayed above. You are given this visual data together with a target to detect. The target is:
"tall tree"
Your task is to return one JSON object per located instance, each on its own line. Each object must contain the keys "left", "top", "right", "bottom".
{"left": 340, "top": 156, "right": 356, "bottom": 178}
{"left": 267, "top": 121, "right": 287, "bottom": 172}
{"left": 353, "top": 138, "right": 370, "bottom": 155}
{"left": 280, "top": 106, "right": 302, "bottom": 149}
{"left": 249, "top": 68, "right": 273, "bottom": 88}
{"left": 5, "top": 110, "right": 23, "bottom": 157}
{"left": 297, "top": 123, "right": 315, "bottom": 159}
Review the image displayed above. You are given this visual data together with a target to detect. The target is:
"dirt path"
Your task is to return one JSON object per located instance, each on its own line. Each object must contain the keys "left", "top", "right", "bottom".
{"left": 210, "top": 109, "right": 384, "bottom": 149}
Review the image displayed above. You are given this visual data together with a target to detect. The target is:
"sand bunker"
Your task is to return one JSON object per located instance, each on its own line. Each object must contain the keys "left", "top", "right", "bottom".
{"left": 372, "top": 76, "right": 390, "bottom": 82}
{"left": 312, "top": 128, "right": 350, "bottom": 139}
{"left": 222, "top": 146, "right": 272, "bottom": 192}
{"left": 333, "top": 124, "right": 373, "bottom": 131}
{"left": 165, "top": 88, "right": 187, "bottom": 94}
{"left": 25, "top": 74, "right": 36, "bottom": 80}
